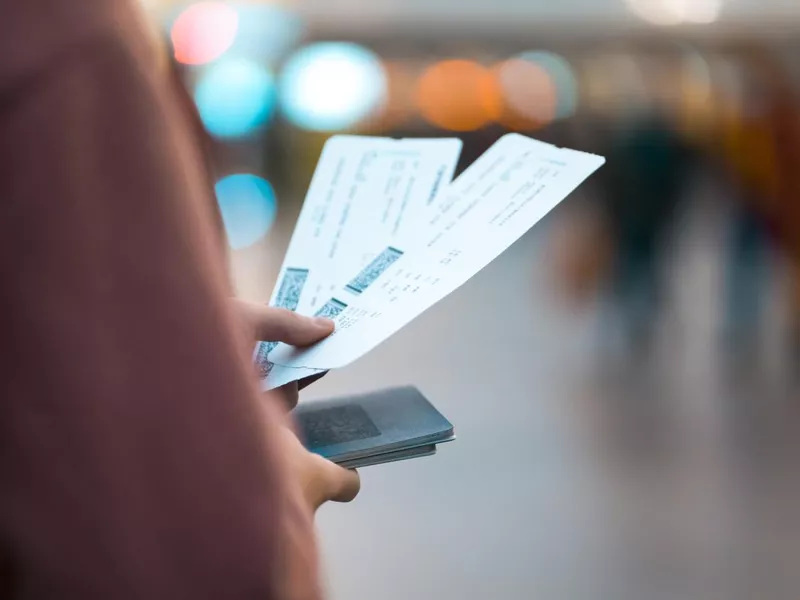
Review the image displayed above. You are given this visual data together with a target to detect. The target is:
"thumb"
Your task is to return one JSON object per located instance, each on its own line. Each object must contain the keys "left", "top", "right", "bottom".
{"left": 320, "top": 461, "right": 361, "bottom": 504}
{"left": 238, "top": 301, "right": 335, "bottom": 346}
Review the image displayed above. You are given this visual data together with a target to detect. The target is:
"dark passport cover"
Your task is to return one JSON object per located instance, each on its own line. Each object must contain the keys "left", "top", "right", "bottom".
{"left": 293, "top": 386, "right": 455, "bottom": 468}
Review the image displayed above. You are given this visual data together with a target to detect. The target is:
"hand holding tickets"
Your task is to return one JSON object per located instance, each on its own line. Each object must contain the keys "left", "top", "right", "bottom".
{"left": 255, "top": 134, "right": 604, "bottom": 389}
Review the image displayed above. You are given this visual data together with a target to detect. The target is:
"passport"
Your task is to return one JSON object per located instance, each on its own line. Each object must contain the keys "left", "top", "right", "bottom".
{"left": 293, "top": 386, "right": 455, "bottom": 469}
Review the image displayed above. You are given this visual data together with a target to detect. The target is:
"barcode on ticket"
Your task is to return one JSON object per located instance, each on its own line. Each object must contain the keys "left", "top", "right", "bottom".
{"left": 314, "top": 298, "right": 348, "bottom": 320}
{"left": 345, "top": 247, "right": 404, "bottom": 295}
{"left": 256, "top": 267, "right": 310, "bottom": 378}
{"left": 274, "top": 267, "right": 309, "bottom": 311}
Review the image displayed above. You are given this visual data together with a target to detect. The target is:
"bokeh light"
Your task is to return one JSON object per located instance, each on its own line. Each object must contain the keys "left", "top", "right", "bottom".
{"left": 494, "top": 59, "right": 556, "bottom": 130}
{"left": 171, "top": 2, "right": 239, "bottom": 65}
{"left": 522, "top": 52, "right": 578, "bottom": 119}
{"left": 215, "top": 174, "right": 277, "bottom": 249}
{"left": 226, "top": 3, "right": 303, "bottom": 63}
{"left": 194, "top": 59, "right": 277, "bottom": 138}
{"left": 681, "top": 0, "right": 723, "bottom": 23}
{"left": 625, "top": 0, "right": 723, "bottom": 25}
{"left": 416, "top": 60, "right": 502, "bottom": 132}
{"left": 280, "top": 42, "right": 387, "bottom": 131}
{"left": 625, "top": 0, "right": 682, "bottom": 25}
{"left": 493, "top": 51, "right": 579, "bottom": 130}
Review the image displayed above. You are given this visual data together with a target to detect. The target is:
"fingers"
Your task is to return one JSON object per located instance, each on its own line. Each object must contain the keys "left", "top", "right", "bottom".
{"left": 268, "top": 374, "right": 326, "bottom": 414}
{"left": 301, "top": 452, "right": 361, "bottom": 509}
{"left": 271, "top": 383, "right": 299, "bottom": 412}
{"left": 278, "top": 420, "right": 361, "bottom": 511}
{"left": 239, "top": 301, "right": 334, "bottom": 346}
{"left": 320, "top": 460, "right": 361, "bottom": 504}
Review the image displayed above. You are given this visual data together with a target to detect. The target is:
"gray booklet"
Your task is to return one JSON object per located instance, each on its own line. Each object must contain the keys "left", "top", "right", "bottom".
{"left": 293, "top": 386, "right": 455, "bottom": 469}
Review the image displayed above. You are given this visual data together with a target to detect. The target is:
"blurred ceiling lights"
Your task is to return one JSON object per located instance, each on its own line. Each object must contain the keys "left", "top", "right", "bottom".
{"left": 171, "top": 1, "right": 239, "bottom": 65}
{"left": 194, "top": 59, "right": 277, "bottom": 137}
{"left": 625, "top": 0, "right": 723, "bottom": 25}
{"left": 215, "top": 174, "right": 277, "bottom": 249}
{"left": 279, "top": 42, "right": 388, "bottom": 131}
{"left": 165, "top": 2, "right": 704, "bottom": 136}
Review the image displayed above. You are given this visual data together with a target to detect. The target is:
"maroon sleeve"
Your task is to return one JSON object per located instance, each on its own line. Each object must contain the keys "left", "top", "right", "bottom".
{"left": 0, "top": 3, "right": 320, "bottom": 599}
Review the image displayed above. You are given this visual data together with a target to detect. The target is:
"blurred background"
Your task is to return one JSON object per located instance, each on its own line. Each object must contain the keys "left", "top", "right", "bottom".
{"left": 143, "top": 0, "right": 800, "bottom": 597}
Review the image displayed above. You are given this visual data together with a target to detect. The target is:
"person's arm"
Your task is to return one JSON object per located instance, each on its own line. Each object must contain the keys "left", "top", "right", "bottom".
{"left": 0, "top": 11, "right": 349, "bottom": 599}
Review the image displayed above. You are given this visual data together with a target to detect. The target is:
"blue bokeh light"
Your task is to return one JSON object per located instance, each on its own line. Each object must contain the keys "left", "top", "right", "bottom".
{"left": 279, "top": 42, "right": 387, "bottom": 131}
{"left": 194, "top": 59, "right": 277, "bottom": 138}
{"left": 215, "top": 174, "right": 277, "bottom": 249}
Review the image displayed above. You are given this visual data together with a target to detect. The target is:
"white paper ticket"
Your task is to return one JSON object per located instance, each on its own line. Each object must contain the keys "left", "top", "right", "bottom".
{"left": 255, "top": 135, "right": 461, "bottom": 382}
{"left": 264, "top": 134, "right": 604, "bottom": 388}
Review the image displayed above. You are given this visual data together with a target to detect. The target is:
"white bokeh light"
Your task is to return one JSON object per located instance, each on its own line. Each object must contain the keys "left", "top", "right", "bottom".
{"left": 625, "top": 0, "right": 723, "bottom": 25}
{"left": 279, "top": 42, "right": 387, "bottom": 131}
{"left": 680, "top": 0, "right": 723, "bottom": 23}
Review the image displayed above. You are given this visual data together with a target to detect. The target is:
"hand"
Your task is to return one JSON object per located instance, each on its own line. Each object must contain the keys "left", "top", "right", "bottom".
{"left": 239, "top": 300, "right": 360, "bottom": 509}
{"left": 234, "top": 299, "right": 333, "bottom": 410}
{"left": 280, "top": 424, "right": 361, "bottom": 510}
{"left": 235, "top": 299, "right": 334, "bottom": 347}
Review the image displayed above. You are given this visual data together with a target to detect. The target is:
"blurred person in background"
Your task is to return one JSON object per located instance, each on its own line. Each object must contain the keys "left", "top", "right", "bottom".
{"left": 553, "top": 67, "right": 695, "bottom": 362}
{"left": 752, "top": 50, "right": 800, "bottom": 369}
{"left": 0, "top": 0, "right": 358, "bottom": 598}
{"left": 551, "top": 47, "right": 800, "bottom": 375}
{"left": 595, "top": 106, "right": 694, "bottom": 359}
{"left": 713, "top": 50, "right": 775, "bottom": 365}
{"left": 716, "top": 46, "right": 800, "bottom": 370}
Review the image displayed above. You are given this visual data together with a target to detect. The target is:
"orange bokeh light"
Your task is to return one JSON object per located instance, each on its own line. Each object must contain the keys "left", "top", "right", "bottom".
{"left": 415, "top": 60, "right": 502, "bottom": 131}
{"left": 171, "top": 2, "right": 239, "bottom": 66}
